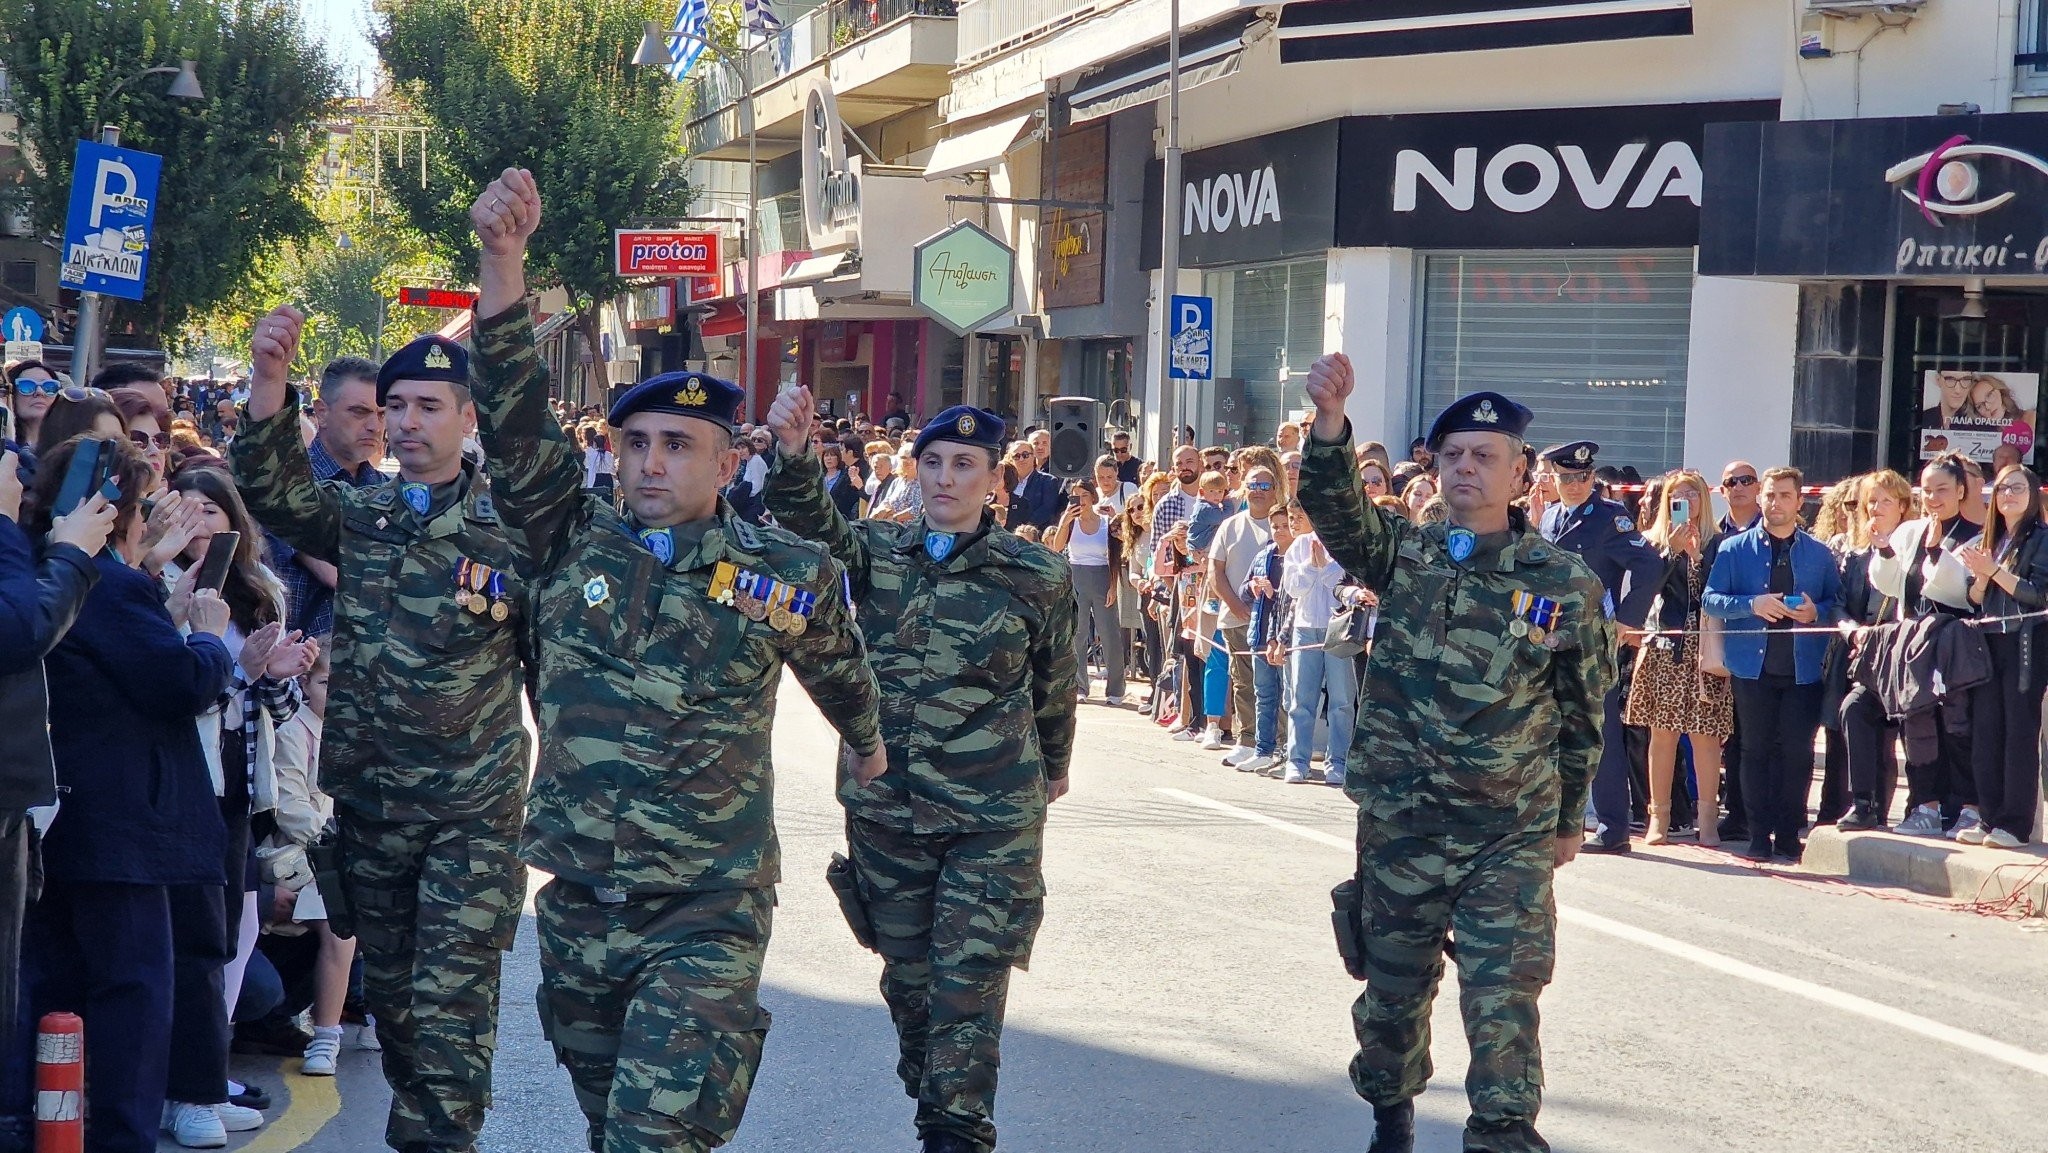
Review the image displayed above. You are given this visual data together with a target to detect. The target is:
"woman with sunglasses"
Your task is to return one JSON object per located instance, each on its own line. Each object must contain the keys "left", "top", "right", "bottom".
{"left": 1956, "top": 464, "right": 2048, "bottom": 847}
{"left": 111, "top": 386, "right": 173, "bottom": 496}
{"left": 33, "top": 386, "right": 122, "bottom": 462}
{"left": 5, "top": 360, "right": 61, "bottom": 454}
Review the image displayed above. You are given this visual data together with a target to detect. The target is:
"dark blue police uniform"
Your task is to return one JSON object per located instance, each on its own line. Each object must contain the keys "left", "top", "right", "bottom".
{"left": 1538, "top": 442, "right": 1663, "bottom": 851}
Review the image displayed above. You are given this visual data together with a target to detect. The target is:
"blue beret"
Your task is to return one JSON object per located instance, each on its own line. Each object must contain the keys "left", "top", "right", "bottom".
{"left": 376, "top": 335, "right": 470, "bottom": 404}
{"left": 608, "top": 371, "right": 743, "bottom": 433}
{"left": 1538, "top": 440, "right": 1600, "bottom": 470}
{"left": 1425, "top": 391, "right": 1532, "bottom": 450}
{"left": 913, "top": 405, "right": 1005, "bottom": 458}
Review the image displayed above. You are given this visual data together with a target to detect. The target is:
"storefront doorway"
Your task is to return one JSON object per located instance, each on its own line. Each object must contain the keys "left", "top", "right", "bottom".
{"left": 1887, "top": 287, "right": 2048, "bottom": 475}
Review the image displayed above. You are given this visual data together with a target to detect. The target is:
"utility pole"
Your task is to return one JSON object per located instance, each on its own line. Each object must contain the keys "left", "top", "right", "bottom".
{"left": 1159, "top": 0, "right": 1183, "bottom": 455}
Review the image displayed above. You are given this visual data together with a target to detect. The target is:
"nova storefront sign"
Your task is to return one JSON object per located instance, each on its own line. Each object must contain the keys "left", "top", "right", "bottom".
{"left": 912, "top": 222, "right": 1015, "bottom": 336}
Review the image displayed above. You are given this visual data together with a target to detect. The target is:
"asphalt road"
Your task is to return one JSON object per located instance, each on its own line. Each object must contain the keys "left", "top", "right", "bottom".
{"left": 202, "top": 678, "right": 2048, "bottom": 1153}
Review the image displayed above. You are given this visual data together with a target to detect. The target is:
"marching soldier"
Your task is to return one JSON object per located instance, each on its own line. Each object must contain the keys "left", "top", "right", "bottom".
{"left": 464, "top": 170, "right": 886, "bottom": 1153}
{"left": 1536, "top": 441, "right": 1662, "bottom": 853}
{"left": 233, "top": 310, "right": 528, "bottom": 1153}
{"left": 762, "top": 386, "right": 1078, "bottom": 1153}
{"left": 1296, "top": 354, "right": 1614, "bottom": 1153}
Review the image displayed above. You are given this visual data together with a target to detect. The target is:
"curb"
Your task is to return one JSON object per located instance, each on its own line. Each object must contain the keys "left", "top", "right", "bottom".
{"left": 1803, "top": 826, "right": 2048, "bottom": 912}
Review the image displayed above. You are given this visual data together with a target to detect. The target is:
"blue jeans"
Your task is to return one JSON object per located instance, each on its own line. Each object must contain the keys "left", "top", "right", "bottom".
{"left": 1287, "top": 627, "right": 1357, "bottom": 774}
{"left": 1251, "top": 640, "right": 1284, "bottom": 755}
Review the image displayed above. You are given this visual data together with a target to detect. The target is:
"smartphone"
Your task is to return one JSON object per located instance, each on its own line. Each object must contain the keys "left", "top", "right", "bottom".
{"left": 1784, "top": 593, "right": 1806, "bottom": 610}
{"left": 194, "top": 531, "right": 241, "bottom": 594}
{"left": 51, "top": 438, "right": 108, "bottom": 518}
{"left": 1671, "top": 497, "right": 1690, "bottom": 526}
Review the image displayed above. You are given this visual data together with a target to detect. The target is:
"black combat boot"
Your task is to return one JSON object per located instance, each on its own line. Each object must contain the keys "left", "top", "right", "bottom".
{"left": 1836, "top": 795, "right": 1882, "bottom": 831}
{"left": 1367, "top": 1100, "right": 1415, "bottom": 1153}
{"left": 921, "top": 1134, "right": 978, "bottom": 1153}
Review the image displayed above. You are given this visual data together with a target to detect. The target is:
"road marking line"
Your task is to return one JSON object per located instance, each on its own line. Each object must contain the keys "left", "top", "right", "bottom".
{"left": 232, "top": 1064, "right": 342, "bottom": 1153}
{"left": 1152, "top": 786, "right": 2048, "bottom": 1079}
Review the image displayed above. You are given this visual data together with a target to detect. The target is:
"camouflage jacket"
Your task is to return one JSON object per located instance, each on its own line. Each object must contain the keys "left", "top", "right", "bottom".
{"left": 764, "top": 451, "right": 1078, "bottom": 835}
{"left": 471, "top": 303, "right": 883, "bottom": 893}
{"left": 230, "top": 405, "right": 530, "bottom": 823}
{"left": 1298, "top": 423, "right": 1615, "bottom": 839}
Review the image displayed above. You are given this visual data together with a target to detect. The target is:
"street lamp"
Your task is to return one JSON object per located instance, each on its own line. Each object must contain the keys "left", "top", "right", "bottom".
{"left": 71, "top": 59, "right": 204, "bottom": 386}
{"left": 635, "top": 20, "right": 762, "bottom": 419}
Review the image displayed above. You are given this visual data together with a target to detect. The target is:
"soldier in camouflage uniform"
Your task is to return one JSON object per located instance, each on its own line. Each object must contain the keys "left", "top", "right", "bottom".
{"left": 463, "top": 171, "right": 886, "bottom": 1153}
{"left": 233, "top": 310, "right": 529, "bottom": 1153}
{"left": 1295, "top": 353, "right": 1615, "bottom": 1153}
{"left": 761, "top": 385, "right": 1078, "bottom": 1153}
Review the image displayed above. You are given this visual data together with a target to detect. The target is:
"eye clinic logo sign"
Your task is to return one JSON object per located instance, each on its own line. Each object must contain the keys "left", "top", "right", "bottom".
{"left": 1885, "top": 135, "right": 2048, "bottom": 224}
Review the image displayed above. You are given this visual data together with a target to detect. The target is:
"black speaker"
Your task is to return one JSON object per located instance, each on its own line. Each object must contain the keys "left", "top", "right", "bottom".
{"left": 1047, "top": 396, "right": 1100, "bottom": 481}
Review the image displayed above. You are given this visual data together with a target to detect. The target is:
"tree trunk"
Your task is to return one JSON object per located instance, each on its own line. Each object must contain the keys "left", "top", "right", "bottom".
{"left": 576, "top": 305, "right": 609, "bottom": 401}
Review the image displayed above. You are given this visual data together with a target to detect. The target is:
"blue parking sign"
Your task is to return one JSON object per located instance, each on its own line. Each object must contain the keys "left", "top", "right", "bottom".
{"left": 1168, "top": 294, "right": 1213, "bottom": 381}
{"left": 59, "top": 140, "right": 163, "bottom": 302}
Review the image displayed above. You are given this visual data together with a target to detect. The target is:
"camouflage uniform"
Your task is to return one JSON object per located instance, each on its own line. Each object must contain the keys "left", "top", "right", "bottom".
{"left": 468, "top": 303, "right": 884, "bottom": 1153}
{"left": 1297, "top": 422, "right": 1614, "bottom": 1153}
{"left": 763, "top": 451, "right": 1077, "bottom": 1153}
{"left": 231, "top": 408, "right": 530, "bottom": 1153}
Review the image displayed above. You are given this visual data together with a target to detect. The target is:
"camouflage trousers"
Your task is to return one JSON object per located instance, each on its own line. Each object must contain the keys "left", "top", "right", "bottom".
{"left": 534, "top": 880, "right": 772, "bottom": 1153}
{"left": 845, "top": 816, "right": 1045, "bottom": 1153}
{"left": 1348, "top": 810, "right": 1557, "bottom": 1153}
{"left": 341, "top": 810, "right": 525, "bottom": 1153}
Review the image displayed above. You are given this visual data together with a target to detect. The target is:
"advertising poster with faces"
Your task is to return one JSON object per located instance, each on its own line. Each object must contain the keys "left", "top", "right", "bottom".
{"left": 1919, "top": 370, "right": 2040, "bottom": 464}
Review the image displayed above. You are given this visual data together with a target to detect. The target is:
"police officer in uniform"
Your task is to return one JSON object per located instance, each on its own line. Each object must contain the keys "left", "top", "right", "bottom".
{"left": 461, "top": 170, "right": 886, "bottom": 1153}
{"left": 762, "top": 385, "right": 1078, "bottom": 1153}
{"left": 1296, "top": 355, "right": 1614, "bottom": 1153}
{"left": 234, "top": 312, "right": 528, "bottom": 1153}
{"left": 1536, "top": 441, "right": 1662, "bottom": 854}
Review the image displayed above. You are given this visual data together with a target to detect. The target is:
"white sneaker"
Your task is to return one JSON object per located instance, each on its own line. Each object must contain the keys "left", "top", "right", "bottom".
{"left": 1222, "top": 745, "right": 1258, "bottom": 767}
{"left": 1893, "top": 804, "right": 1944, "bottom": 837}
{"left": 1282, "top": 764, "right": 1311, "bottom": 784}
{"left": 356, "top": 1015, "right": 383, "bottom": 1051}
{"left": 1171, "top": 726, "right": 1200, "bottom": 742}
{"left": 163, "top": 1103, "right": 227, "bottom": 1149}
{"left": 1946, "top": 806, "right": 1984, "bottom": 842}
{"left": 302, "top": 1032, "right": 342, "bottom": 1076}
{"left": 214, "top": 1102, "right": 264, "bottom": 1132}
{"left": 1986, "top": 828, "right": 2025, "bottom": 849}
{"left": 1241, "top": 754, "right": 1282, "bottom": 775}
{"left": 1104, "top": 694, "right": 1126, "bottom": 706}
{"left": 1200, "top": 725, "right": 1226, "bottom": 751}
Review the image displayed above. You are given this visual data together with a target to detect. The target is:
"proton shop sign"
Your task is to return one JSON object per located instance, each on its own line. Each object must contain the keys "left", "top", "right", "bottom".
{"left": 60, "top": 141, "right": 163, "bottom": 301}
{"left": 1168, "top": 294, "right": 1213, "bottom": 380}
{"left": 615, "top": 230, "right": 721, "bottom": 278}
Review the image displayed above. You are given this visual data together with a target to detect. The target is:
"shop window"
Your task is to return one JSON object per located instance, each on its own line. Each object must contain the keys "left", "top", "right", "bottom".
{"left": 1201, "top": 258, "right": 1326, "bottom": 444}
{"left": 2021, "top": 0, "right": 2048, "bottom": 93}
{"left": 1418, "top": 250, "right": 1695, "bottom": 475}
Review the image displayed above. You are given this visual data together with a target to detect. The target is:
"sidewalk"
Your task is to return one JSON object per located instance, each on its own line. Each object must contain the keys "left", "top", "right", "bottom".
{"left": 1804, "top": 826, "right": 2048, "bottom": 915}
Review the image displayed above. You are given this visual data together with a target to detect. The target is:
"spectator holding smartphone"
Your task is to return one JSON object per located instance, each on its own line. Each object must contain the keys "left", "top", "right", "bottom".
{"left": 10, "top": 436, "right": 234, "bottom": 1153}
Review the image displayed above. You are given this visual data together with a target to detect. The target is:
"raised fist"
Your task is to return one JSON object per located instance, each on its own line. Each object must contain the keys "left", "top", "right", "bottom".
{"left": 472, "top": 168, "right": 542, "bottom": 258}
{"left": 251, "top": 306, "right": 305, "bottom": 389}
{"left": 765, "top": 385, "right": 816, "bottom": 458}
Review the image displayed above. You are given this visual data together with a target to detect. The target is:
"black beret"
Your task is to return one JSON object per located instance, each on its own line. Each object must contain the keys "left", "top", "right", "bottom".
{"left": 376, "top": 335, "right": 470, "bottom": 404}
{"left": 607, "top": 371, "right": 743, "bottom": 433}
{"left": 1538, "top": 440, "right": 1600, "bottom": 471}
{"left": 914, "top": 405, "right": 1005, "bottom": 458}
{"left": 1424, "top": 391, "right": 1532, "bottom": 450}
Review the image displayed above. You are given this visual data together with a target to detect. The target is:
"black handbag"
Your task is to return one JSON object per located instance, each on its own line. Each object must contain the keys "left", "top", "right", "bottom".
{"left": 1323, "top": 604, "right": 1372, "bottom": 660}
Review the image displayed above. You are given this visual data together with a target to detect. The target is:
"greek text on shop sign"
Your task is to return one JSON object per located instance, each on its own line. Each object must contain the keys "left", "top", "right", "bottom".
{"left": 614, "top": 230, "right": 721, "bottom": 278}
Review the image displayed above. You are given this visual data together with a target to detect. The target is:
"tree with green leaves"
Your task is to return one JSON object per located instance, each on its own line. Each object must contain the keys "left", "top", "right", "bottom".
{"left": 0, "top": 0, "right": 339, "bottom": 346}
{"left": 374, "top": 0, "right": 691, "bottom": 394}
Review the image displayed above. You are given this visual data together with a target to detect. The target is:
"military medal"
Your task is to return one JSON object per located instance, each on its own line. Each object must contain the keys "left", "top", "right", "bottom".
{"left": 1510, "top": 619, "right": 1528, "bottom": 637}
{"left": 401, "top": 481, "right": 431, "bottom": 517}
{"left": 453, "top": 559, "right": 474, "bottom": 609}
{"left": 1511, "top": 590, "right": 1561, "bottom": 644}
{"left": 1527, "top": 626, "right": 1547, "bottom": 645}
{"left": 785, "top": 588, "right": 816, "bottom": 636}
{"left": 1446, "top": 527, "right": 1476, "bottom": 564}
{"left": 487, "top": 570, "right": 509, "bottom": 622}
{"left": 709, "top": 561, "right": 739, "bottom": 606}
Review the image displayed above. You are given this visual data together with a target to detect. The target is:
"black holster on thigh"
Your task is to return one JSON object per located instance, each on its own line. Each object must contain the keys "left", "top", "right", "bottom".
{"left": 826, "top": 853, "right": 877, "bottom": 952}
{"left": 308, "top": 820, "right": 354, "bottom": 940}
{"left": 1330, "top": 876, "right": 1368, "bottom": 981}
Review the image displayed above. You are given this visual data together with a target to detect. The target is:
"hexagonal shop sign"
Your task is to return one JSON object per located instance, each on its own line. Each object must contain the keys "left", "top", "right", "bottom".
{"left": 912, "top": 221, "right": 1016, "bottom": 337}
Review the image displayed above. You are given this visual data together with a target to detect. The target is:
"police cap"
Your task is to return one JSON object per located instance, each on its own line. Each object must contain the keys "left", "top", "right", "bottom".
{"left": 913, "top": 405, "right": 1005, "bottom": 458}
{"left": 607, "top": 371, "right": 744, "bottom": 433}
{"left": 376, "top": 335, "right": 470, "bottom": 405}
{"left": 1424, "top": 391, "right": 1532, "bottom": 450}
{"left": 1538, "top": 440, "right": 1600, "bottom": 472}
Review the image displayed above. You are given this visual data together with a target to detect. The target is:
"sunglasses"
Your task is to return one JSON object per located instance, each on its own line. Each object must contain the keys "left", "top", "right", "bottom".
{"left": 1723, "top": 475, "right": 1759, "bottom": 487}
{"left": 128, "top": 430, "right": 172, "bottom": 449}
{"left": 1245, "top": 481, "right": 1275, "bottom": 492}
{"left": 12, "top": 378, "right": 59, "bottom": 397}
{"left": 1555, "top": 470, "right": 1593, "bottom": 484}
{"left": 1363, "top": 475, "right": 1387, "bottom": 487}
{"left": 1112, "top": 446, "right": 1131, "bottom": 455}
{"left": 59, "top": 385, "right": 111, "bottom": 403}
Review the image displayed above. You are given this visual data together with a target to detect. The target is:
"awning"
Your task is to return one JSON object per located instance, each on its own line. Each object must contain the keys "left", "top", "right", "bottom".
{"left": 923, "top": 113, "right": 1040, "bottom": 180}
{"left": 698, "top": 300, "right": 746, "bottom": 339}
{"left": 780, "top": 251, "right": 854, "bottom": 286}
{"left": 1277, "top": 0, "right": 1692, "bottom": 62}
{"left": 1065, "top": 15, "right": 1250, "bottom": 125}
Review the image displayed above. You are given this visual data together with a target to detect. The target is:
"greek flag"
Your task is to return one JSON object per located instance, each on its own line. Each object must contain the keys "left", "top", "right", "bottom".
{"left": 668, "top": 0, "right": 710, "bottom": 80}
{"left": 744, "top": 0, "right": 782, "bottom": 36}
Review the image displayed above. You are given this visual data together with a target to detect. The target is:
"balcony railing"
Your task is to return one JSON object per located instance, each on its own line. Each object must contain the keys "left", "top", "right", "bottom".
{"left": 957, "top": 0, "right": 1112, "bottom": 62}
{"left": 685, "top": 0, "right": 957, "bottom": 120}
